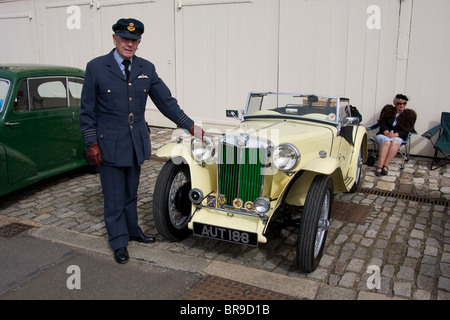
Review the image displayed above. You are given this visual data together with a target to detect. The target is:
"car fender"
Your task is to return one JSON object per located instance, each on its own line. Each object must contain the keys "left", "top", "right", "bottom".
{"left": 156, "top": 142, "right": 217, "bottom": 195}
{"left": 346, "top": 131, "right": 369, "bottom": 181}
{"left": 283, "top": 158, "right": 345, "bottom": 206}
{"left": 354, "top": 131, "right": 369, "bottom": 163}
{"left": 301, "top": 157, "right": 341, "bottom": 175}
{"left": 156, "top": 142, "right": 191, "bottom": 163}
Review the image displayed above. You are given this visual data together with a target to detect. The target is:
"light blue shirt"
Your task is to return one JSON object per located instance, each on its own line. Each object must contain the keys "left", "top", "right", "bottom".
{"left": 113, "top": 49, "right": 133, "bottom": 79}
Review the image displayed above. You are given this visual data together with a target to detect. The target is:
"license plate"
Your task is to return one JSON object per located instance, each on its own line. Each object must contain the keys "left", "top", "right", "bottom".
{"left": 193, "top": 222, "right": 258, "bottom": 247}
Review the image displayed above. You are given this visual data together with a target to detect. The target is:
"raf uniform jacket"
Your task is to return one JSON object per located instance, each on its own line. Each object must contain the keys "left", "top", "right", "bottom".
{"left": 80, "top": 49, "right": 194, "bottom": 167}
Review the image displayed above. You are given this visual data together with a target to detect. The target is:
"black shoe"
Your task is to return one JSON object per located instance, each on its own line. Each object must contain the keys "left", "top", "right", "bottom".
{"left": 129, "top": 234, "right": 156, "bottom": 244}
{"left": 375, "top": 167, "right": 383, "bottom": 176}
{"left": 114, "top": 247, "right": 129, "bottom": 264}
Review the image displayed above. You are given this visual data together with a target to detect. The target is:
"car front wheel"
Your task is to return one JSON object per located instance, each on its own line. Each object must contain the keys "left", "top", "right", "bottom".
{"left": 153, "top": 159, "right": 192, "bottom": 241}
{"left": 296, "top": 175, "right": 333, "bottom": 273}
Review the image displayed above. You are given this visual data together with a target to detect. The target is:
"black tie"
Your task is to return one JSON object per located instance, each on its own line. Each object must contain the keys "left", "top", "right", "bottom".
{"left": 122, "top": 59, "right": 131, "bottom": 80}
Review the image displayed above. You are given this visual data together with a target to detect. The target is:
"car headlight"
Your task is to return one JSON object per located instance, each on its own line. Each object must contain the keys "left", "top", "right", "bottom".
{"left": 191, "top": 136, "right": 215, "bottom": 162}
{"left": 272, "top": 143, "right": 300, "bottom": 171}
{"left": 254, "top": 197, "right": 270, "bottom": 214}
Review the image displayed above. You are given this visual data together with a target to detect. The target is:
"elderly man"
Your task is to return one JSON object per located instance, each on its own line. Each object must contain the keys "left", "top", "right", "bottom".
{"left": 80, "top": 18, "right": 202, "bottom": 264}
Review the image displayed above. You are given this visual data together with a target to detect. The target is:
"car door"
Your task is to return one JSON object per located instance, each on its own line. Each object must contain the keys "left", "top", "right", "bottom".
{"left": 1, "top": 76, "right": 79, "bottom": 185}
{"left": 0, "top": 78, "right": 10, "bottom": 193}
{"left": 67, "top": 77, "right": 85, "bottom": 164}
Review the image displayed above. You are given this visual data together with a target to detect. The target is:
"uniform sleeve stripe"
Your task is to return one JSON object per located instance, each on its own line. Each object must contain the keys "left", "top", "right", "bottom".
{"left": 83, "top": 129, "right": 97, "bottom": 138}
{"left": 176, "top": 114, "right": 189, "bottom": 127}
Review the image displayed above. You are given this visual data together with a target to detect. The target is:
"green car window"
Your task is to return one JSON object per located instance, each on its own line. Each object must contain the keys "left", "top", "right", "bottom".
{"left": 28, "top": 77, "right": 68, "bottom": 110}
{"left": 68, "top": 77, "right": 83, "bottom": 106}
{"left": 0, "top": 79, "right": 9, "bottom": 112}
{"left": 14, "top": 80, "right": 28, "bottom": 113}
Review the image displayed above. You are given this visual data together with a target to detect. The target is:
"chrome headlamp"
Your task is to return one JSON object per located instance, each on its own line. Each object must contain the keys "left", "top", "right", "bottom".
{"left": 191, "top": 135, "right": 215, "bottom": 162}
{"left": 272, "top": 143, "right": 300, "bottom": 171}
{"left": 254, "top": 197, "right": 270, "bottom": 214}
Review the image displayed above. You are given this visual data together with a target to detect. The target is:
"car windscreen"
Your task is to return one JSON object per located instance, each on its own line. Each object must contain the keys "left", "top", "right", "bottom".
{"left": 245, "top": 93, "right": 340, "bottom": 124}
{"left": 0, "top": 79, "right": 10, "bottom": 113}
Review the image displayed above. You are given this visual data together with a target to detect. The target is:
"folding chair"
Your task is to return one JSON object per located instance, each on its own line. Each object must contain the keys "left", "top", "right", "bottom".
{"left": 422, "top": 112, "right": 450, "bottom": 170}
{"left": 366, "top": 123, "right": 415, "bottom": 170}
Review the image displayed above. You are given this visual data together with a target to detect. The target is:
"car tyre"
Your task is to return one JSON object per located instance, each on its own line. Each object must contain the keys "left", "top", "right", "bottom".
{"left": 153, "top": 159, "right": 192, "bottom": 241}
{"left": 297, "top": 175, "right": 333, "bottom": 273}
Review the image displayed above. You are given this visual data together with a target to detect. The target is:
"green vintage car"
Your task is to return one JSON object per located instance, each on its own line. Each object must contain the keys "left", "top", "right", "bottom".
{"left": 154, "top": 92, "right": 368, "bottom": 273}
{"left": 0, "top": 65, "right": 86, "bottom": 196}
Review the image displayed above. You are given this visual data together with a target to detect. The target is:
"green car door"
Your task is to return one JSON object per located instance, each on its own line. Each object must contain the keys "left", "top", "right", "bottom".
{"left": 0, "top": 73, "right": 86, "bottom": 195}
{"left": 0, "top": 78, "right": 9, "bottom": 193}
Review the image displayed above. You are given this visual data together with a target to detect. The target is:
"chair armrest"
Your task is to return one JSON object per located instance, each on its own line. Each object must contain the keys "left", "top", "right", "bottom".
{"left": 422, "top": 124, "right": 442, "bottom": 139}
{"left": 366, "top": 123, "right": 380, "bottom": 131}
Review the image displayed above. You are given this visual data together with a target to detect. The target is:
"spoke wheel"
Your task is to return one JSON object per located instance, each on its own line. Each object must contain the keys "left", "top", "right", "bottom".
{"left": 153, "top": 160, "right": 191, "bottom": 241}
{"left": 297, "top": 175, "right": 333, "bottom": 273}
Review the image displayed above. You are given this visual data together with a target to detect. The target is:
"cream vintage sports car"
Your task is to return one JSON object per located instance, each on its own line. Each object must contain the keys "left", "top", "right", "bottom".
{"left": 153, "top": 92, "right": 368, "bottom": 272}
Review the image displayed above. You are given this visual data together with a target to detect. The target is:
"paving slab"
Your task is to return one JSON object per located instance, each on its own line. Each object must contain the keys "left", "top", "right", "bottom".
{"left": 0, "top": 233, "right": 203, "bottom": 300}
{"left": 0, "top": 235, "right": 74, "bottom": 296}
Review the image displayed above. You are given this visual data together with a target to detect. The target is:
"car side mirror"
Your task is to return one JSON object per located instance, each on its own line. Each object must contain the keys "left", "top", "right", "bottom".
{"left": 226, "top": 110, "right": 239, "bottom": 119}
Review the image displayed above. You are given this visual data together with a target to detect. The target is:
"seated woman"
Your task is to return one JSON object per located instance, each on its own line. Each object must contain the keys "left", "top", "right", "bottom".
{"left": 375, "top": 94, "right": 417, "bottom": 176}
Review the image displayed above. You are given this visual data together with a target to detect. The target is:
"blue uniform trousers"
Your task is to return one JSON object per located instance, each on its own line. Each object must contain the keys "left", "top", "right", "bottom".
{"left": 99, "top": 162, "right": 143, "bottom": 251}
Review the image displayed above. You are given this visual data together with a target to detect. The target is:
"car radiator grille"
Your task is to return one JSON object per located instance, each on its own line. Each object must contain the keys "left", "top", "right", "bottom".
{"left": 218, "top": 142, "right": 265, "bottom": 206}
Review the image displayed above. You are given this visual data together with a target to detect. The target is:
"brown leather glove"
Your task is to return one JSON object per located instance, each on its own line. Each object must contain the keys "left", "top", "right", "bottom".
{"left": 189, "top": 124, "right": 206, "bottom": 140}
{"left": 86, "top": 142, "right": 102, "bottom": 167}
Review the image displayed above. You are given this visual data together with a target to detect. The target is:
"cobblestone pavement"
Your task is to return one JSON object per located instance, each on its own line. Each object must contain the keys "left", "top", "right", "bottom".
{"left": 1, "top": 126, "right": 449, "bottom": 300}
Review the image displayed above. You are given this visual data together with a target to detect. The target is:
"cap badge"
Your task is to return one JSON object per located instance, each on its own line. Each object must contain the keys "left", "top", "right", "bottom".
{"left": 127, "top": 22, "right": 136, "bottom": 32}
